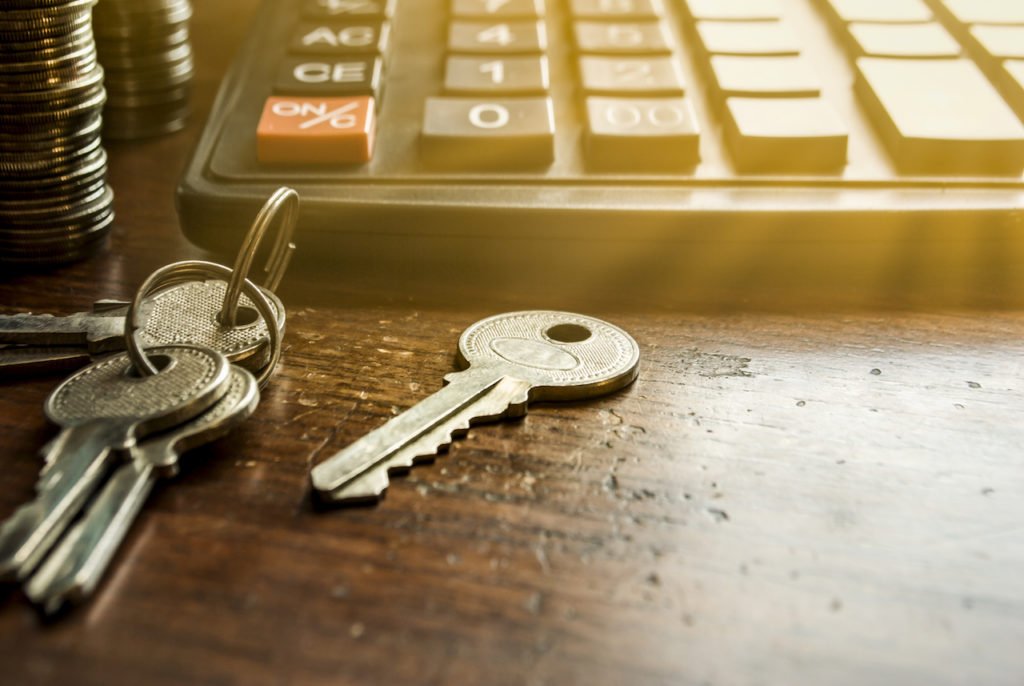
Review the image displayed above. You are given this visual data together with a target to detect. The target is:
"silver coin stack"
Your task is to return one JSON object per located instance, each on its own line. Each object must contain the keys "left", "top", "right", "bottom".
{"left": 92, "top": 0, "right": 194, "bottom": 141}
{"left": 0, "top": 0, "right": 114, "bottom": 266}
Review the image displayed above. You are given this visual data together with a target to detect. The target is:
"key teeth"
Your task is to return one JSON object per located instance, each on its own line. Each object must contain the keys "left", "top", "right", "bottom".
{"left": 322, "top": 390, "right": 528, "bottom": 504}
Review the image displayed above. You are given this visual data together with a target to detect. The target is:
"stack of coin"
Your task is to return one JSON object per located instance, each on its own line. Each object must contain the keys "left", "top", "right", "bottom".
{"left": 92, "top": 0, "right": 194, "bottom": 140}
{"left": 0, "top": 0, "right": 114, "bottom": 266}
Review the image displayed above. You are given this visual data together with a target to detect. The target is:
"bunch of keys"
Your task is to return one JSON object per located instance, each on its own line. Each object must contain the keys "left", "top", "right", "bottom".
{"left": 0, "top": 186, "right": 299, "bottom": 379}
{"left": 0, "top": 188, "right": 297, "bottom": 614}
{"left": 311, "top": 311, "right": 640, "bottom": 504}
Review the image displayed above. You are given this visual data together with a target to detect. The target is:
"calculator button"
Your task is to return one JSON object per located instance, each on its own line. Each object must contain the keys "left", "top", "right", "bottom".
{"left": 856, "top": 57, "right": 1024, "bottom": 174}
{"left": 938, "top": 0, "right": 1024, "bottom": 26}
{"left": 821, "top": 0, "right": 932, "bottom": 23}
{"left": 445, "top": 56, "right": 550, "bottom": 94}
{"left": 585, "top": 96, "right": 700, "bottom": 169}
{"left": 579, "top": 56, "right": 684, "bottom": 95}
{"left": 421, "top": 97, "right": 555, "bottom": 168}
{"left": 847, "top": 23, "right": 960, "bottom": 58}
{"left": 449, "top": 21, "right": 547, "bottom": 53}
{"left": 970, "top": 26, "right": 1024, "bottom": 60}
{"left": 451, "top": 0, "right": 544, "bottom": 18}
{"left": 682, "top": 0, "right": 781, "bottom": 21}
{"left": 709, "top": 55, "right": 820, "bottom": 97}
{"left": 289, "top": 22, "right": 390, "bottom": 55}
{"left": 303, "top": 0, "right": 395, "bottom": 19}
{"left": 723, "top": 97, "right": 848, "bottom": 172}
{"left": 695, "top": 21, "right": 800, "bottom": 56}
{"left": 569, "top": 0, "right": 664, "bottom": 20}
{"left": 257, "top": 96, "right": 376, "bottom": 164}
{"left": 275, "top": 57, "right": 383, "bottom": 95}
{"left": 573, "top": 21, "right": 674, "bottom": 55}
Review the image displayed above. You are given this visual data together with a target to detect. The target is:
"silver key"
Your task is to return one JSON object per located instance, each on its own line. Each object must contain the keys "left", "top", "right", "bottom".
{"left": 0, "top": 301, "right": 132, "bottom": 353}
{"left": 25, "top": 365, "right": 260, "bottom": 613}
{"left": 0, "top": 284, "right": 285, "bottom": 375}
{"left": 139, "top": 280, "right": 286, "bottom": 374}
{"left": 0, "top": 345, "right": 92, "bottom": 377}
{"left": 0, "top": 345, "right": 231, "bottom": 580}
{"left": 310, "top": 311, "right": 640, "bottom": 504}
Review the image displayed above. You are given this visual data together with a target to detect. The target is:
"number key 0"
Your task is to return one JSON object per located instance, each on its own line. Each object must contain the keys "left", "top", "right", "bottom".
{"left": 421, "top": 97, "right": 555, "bottom": 169}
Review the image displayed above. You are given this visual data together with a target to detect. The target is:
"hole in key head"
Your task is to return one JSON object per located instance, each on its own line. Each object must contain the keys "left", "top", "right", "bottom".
{"left": 124, "top": 353, "right": 174, "bottom": 378}
{"left": 219, "top": 306, "right": 260, "bottom": 328}
{"left": 545, "top": 323, "right": 591, "bottom": 344}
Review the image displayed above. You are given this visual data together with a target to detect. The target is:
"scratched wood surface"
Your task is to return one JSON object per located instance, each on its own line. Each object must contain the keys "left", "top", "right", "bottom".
{"left": 1, "top": 2, "right": 1024, "bottom": 684}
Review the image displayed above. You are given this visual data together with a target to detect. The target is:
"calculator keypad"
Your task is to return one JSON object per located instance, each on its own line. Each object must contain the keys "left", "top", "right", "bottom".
{"left": 244, "top": 0, "right": 1024, "bottom": 175}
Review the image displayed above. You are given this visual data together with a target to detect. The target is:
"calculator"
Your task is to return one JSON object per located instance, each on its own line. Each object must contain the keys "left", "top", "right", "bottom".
{"left": 178, "top": 0, "right": 1024, "bottom": 277}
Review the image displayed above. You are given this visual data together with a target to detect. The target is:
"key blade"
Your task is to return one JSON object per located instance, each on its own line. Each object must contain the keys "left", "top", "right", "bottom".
{"left": 25, "top": 459, "right": 155, "bottom": 614}
{"left": 322, "top": 375, "right": 532, "bottom": 504}
{"left": 0, "top": 424, "right": 118, "bottom": 581}
{"left": 0, "top": 346, "right": 92, "bottom": 378}
{"left": 90, "top": 300, "right": 130, "bottom": 314}
{"left": 311, "top": 367, "right": 516, "bottom": 495}
{"left": 27, "top": 367, "right": 260, "bottom": 610}
{"left": 0, "top": 311, "right": 126, "bottom": 353}
{"left": 139, "top": 365, "right": 260, "bottom": 476}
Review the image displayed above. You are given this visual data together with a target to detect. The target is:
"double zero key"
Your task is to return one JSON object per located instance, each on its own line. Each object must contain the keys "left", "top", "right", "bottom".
{"left": 311, "top": 311, "right": 640, "bottom": 504}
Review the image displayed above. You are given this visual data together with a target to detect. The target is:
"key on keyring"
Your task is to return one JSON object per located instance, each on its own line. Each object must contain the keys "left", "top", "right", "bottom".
{"left": 310, "top": 311, "right": 640, "bottom": 504}
{"left": 0, "top": 300, "right": 134, "bottom": 354}
{"left": 0, "top": 345, "right": 232, "bottom": 581}
{"left": 25, "top": 365, "right": 260, "bottom": 613}
{"left": 0, "top": 346, "right": 92, "bottom": 377}
{"left": 0, "top": 283, "right": 285, "bottom": 375}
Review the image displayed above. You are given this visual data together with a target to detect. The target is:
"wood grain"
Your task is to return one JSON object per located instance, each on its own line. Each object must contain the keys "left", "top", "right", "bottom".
{"left": 0, "top": 2, "right": 1023, "bottom": 684}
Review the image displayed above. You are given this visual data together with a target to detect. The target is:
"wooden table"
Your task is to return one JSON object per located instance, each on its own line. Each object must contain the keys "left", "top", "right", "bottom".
{"left": 1, "top": 3, "right": 1023, "bottom": 684}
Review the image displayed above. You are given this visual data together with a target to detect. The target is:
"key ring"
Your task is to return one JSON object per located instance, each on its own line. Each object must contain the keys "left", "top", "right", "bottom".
{"left": 125, "top": 260, "right": 283, "bottom": 387}
{"left": 219, "top": 186, "right": 299, "bottom": 327}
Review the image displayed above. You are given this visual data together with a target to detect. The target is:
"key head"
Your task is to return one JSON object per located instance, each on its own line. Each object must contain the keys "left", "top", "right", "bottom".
{"left": 143, "top": 365, "right": 261, "bottom": 475}
{"left": 44, "top": 345, "right": 231, "bottom": 449}
{"left": 455, "top": 311, "right": 640, "bottom": 401}
{"left": 140, "top": 280, "right": 286, "bottom": 371}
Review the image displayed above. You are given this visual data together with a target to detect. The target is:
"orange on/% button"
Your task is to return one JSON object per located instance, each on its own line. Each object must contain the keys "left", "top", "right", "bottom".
{"left": 257, "top": 96, "right": 376, "bottom": 164}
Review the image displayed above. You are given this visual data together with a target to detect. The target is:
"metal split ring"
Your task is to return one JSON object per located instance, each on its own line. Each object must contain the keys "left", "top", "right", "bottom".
{"left": 219, "top": 187, "right": 299, "bottom": 327}
{"left": 124, "top": 260, "right": 283, "bottom": 387}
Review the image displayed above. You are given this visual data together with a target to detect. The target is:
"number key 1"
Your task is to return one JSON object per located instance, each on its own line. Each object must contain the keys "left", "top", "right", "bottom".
{"left": 444, "top": 56, "right": 550, "bottom": 95}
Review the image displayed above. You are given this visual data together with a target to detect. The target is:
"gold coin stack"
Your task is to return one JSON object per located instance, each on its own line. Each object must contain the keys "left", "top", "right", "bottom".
{"left": 0, "top": 0, "right": 114, "bottom": 266}
{"left": 93, "top": 0, "right": 194, "bottom": 140}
